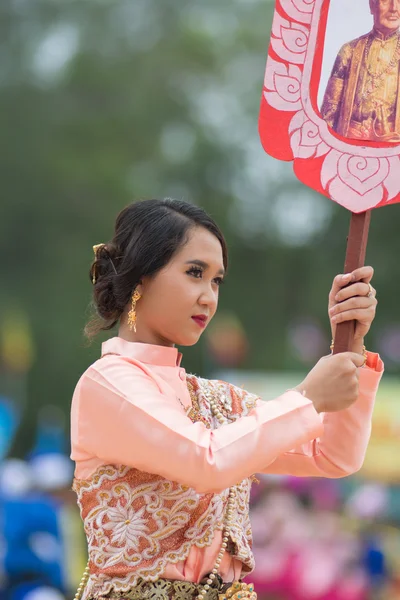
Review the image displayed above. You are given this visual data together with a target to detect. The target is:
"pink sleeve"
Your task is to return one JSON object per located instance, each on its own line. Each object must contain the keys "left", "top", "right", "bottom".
{"left": 71, "top": 357, "right": 323, "bottom": 494}
{"left": 262, "top": 352, "right": 384, "bottom": 478}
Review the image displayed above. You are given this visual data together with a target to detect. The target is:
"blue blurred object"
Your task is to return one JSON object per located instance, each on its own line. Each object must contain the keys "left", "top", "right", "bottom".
{"left": 362, "top": 534, "right": 388, "bottom": 590}
{"left": 1, "top": 493, "right": 66, "bottom": 594}
{"left": 28, "top": 407, "right": 66, "bottom": 460}
{"left": 8, "top": 582, "right": 64, "bottom": 600}
{"left": 0, "top": 397, "right": 20, "bottom": 462}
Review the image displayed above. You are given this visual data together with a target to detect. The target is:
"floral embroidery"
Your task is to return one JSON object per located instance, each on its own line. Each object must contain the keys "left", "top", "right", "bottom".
{"left": 73, "top": 376, "right": 259, "bottom": 599}
{"left": 104, "top": 501, "right": 148, "bottom": 549}
{"left": 186, "top": 376, "right": 260, "bottom": 428}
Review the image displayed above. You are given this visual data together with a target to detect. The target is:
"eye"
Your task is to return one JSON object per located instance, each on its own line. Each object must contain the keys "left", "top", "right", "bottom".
{"left": 186, "top": 266, "right": 203, "bottom": 279}
{"left": 213, "top": 277, "right": 225, "bottom": 287}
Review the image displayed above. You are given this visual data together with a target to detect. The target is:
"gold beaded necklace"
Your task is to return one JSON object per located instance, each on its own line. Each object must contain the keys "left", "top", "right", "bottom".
{"left": 188, "top": 384, "right": 237, "bottom": 600}
{"left": 178, "top": 385, "right": 257, "bottom": 600}
{"left": 366, "top": 34, "right": 400, "bottom": 79}
{"left": 358, "top": 33, "right": 400, "bottom": 105}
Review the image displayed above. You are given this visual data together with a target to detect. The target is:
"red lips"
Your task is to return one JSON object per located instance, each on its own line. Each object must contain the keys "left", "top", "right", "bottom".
{"left": 191, "top": 315, "right": 208, "bottom": 329}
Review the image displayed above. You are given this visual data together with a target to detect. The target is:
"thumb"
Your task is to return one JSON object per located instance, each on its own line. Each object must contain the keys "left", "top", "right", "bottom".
{"left": 341, "top": 351, "right": 365, "bottom": 368}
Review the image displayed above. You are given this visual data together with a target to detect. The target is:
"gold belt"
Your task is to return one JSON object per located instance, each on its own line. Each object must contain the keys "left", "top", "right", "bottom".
{"left": 97, "top": 577, "right": 257, "bottom": 600}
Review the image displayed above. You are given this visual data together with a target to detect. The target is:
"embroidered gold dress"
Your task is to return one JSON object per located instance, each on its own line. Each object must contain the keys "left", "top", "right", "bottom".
{"left": 70, "top": 337, "right": 383, "bottom": 599}
{"left": 321, "top": 28, "right": 400, "bottom": 141}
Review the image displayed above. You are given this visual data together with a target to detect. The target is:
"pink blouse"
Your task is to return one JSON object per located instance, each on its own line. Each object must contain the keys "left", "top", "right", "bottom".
{"left": 71, "top": 336, "right": 383, "bottom": 587}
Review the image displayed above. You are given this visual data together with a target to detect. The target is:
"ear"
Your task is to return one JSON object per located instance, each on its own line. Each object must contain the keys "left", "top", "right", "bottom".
{"left": 135, "top": 279, "right": 144, "bottom": 296}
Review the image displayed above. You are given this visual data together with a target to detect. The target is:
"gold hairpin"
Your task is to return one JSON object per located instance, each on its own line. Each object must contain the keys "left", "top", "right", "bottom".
{"left": 93, "top": 243, "right": 105, "bottom": 256}
{"left": 92, "top": 243, "right": 118, "bottom": 284}
{"left": 92, "top": 243, "right": 105, "bottom": 284}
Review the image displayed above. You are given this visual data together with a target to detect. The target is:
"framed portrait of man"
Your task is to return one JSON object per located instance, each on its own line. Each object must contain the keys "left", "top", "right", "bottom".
{"left": 320, "top": 0, "right": 400, "bottom": 143}
{"left": 260, "top": 0, "right": 400, "bottom": 213}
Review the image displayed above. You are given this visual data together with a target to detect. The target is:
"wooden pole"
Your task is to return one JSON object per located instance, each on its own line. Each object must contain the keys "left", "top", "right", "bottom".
{"left": 332, "top": 210, "right": 371, "bottom": 355}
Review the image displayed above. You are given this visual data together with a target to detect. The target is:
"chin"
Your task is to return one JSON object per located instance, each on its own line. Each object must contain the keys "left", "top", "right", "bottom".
{"left": 175, "top": 333, "right": 203, "bottom": 347}
{"left": 383, "top": 20, "right": 400, "bottom": 29}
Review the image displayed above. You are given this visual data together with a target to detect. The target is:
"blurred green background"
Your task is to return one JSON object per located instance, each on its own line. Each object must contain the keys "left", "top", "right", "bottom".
{"left": 2, "top": 0, "right": 400, "bottom": 454}
{"left": 1, "top": 1, "right": 400, "bottom": 598}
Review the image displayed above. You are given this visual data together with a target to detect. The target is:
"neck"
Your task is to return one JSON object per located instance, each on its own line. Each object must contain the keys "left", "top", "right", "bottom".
{"left": 373, "top": 25, "right": 399, "bottom": 40}
{"left": 118, "top": 320, "right": 175, "bottom": 348}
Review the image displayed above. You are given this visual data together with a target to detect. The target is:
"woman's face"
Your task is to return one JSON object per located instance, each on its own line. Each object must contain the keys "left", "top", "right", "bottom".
{"left": 128, "top": 226, "right": 225, "bottom": 347}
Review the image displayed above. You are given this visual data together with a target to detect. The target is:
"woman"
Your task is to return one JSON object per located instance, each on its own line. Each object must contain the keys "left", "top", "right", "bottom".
{"left": 71, "top": 199, "right": 383, "bottom": 600}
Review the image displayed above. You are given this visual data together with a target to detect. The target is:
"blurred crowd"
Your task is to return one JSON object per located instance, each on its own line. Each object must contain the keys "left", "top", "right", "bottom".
{"left": 0, "top": 401, "right": 86, "bottom": 600}
{"left": 250, "top": 476, "right": 400, "bottom": 600}
{"left": 0, "top": 454, "right": 84, "bottom": 600}
{"left": 0, "top": 408, "right": 398, "bottom": 600}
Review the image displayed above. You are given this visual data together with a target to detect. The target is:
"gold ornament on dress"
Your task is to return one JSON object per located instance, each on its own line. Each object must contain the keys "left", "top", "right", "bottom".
{"left": 127, "top": 290, "right": 142, "bottom": 332}
{"left": 219, "top": 582, "right": 257, "bottom": 600}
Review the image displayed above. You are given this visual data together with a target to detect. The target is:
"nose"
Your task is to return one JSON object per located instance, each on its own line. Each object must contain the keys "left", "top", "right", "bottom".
{"left": 198, "top": 283, "right": 218, "bottom": 313}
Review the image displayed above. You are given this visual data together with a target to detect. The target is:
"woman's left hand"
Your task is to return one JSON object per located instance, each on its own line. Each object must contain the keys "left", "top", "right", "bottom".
{"left": 328, "top": 266, "right": 377, "bottom": 353}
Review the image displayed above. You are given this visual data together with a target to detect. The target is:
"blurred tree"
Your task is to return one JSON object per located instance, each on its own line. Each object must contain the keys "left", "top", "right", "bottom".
{"left": 0, "top": 0, "right": 398, "bottom": 455}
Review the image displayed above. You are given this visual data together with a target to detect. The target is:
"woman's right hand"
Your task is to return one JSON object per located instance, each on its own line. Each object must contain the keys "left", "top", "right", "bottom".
{"left": 296, "top": 352, "right": 365, "bottom": 414}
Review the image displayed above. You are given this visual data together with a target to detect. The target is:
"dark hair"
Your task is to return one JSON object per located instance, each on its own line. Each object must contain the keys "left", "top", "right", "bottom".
{"left": 84, "top": 198, "right": 228, "bottom": 340}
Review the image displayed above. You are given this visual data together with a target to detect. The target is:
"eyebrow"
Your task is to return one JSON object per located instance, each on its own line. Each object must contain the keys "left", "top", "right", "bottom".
{"left": 185, "top": 259, "right": 225, "bottom": 276}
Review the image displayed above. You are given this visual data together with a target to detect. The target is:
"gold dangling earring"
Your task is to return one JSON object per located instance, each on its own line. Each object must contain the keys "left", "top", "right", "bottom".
{"left": 127, "top": 290, "right": 141, "bottom": 332}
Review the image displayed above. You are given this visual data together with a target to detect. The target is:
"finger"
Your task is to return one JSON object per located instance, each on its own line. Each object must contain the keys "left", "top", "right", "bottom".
{"left": 335, "top": 282, "right": 375, "bottom": 303}
{"left": 330, "top": 306, "right": 376, "bottom": 325}
{"left": 330, "top": 296, "right": 377, "bottom": 316}
{"left": 349, "top": 266, "right": 374, "bottom": 284}
{"left": 329, "top": 272, "right": 353, "bottom": 301}
{"left": 341, "top": 352, "right": 366, "bottom": 368}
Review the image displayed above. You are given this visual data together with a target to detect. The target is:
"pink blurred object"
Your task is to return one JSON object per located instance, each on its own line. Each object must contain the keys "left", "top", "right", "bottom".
{"left": 337, "top": 570, "right": 369, "bottom": 600}
{"left": 251, "top": 546, "right": 294, "bottom": 597}
{"left": 311, "top": 480, "right": 341, "bottom": 512}
{"left": 253, "top": 534, "right": 368, "bottom": 600}
{"left": 346, "top": 483, "right": 389, "bottom": 520}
